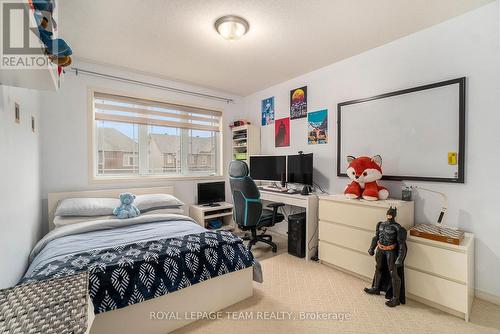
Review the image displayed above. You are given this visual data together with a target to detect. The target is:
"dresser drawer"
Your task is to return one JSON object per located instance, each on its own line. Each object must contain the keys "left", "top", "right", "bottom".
{"left": 319, "top": 241, "right": 374, "bottom": 279}
{"left": 319, "top": 221, "right": 373, "bottom": 253}
{"left": 319, "top": 200, "right": 385, "bottom": 231}
{"left": 406, "top": 268, "right": 467, "bottom": 313}
{"left": 406, "top": 241, "right": 467, "bottom": 283}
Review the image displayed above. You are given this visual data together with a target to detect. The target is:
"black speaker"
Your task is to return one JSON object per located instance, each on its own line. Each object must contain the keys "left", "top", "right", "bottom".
{"left": 288, "top": 212, "right": 306, "bottom": 258}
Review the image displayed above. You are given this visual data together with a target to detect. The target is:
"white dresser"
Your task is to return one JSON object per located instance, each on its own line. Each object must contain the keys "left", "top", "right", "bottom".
{"left": 318, "top": 195, "right": 414, "bottom": 280}
{"left": 318, "top": 194, "right": 474, "bottom": 321}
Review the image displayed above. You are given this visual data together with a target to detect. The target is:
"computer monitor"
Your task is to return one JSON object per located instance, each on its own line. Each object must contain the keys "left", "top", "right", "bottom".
{"left": 287, "top": 153, "right": 313, "bottom": 185}
{"left": 249, "top": 155, "right": 287, "bottom": 182}
{"left": 197, "top": 181, "right": 225, "bottom": 205}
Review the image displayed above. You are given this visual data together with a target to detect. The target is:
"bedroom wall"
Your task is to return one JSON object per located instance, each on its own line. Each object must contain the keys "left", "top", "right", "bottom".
{"left": 0, "top": 85, "right": 42, "bottom": 288}
{"left": 242, "top": 2, "right": 500, "bottom": 300}
{"left": 39, "top": 61, "right": 242, "bottom": 235}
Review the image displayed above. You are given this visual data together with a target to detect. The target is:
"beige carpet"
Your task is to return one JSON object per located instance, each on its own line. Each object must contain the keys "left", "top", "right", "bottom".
{"left": 241, "top": 231, "right": 288, "bottom": 261}
{"left": 174, "top": 253, "right": 500, "bottom": 334}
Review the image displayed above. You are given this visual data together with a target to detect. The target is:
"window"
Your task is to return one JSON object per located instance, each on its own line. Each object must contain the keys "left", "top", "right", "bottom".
{"left": 92, "top": 92, "right": 222, "bottom": 178}
{"left": 123, "top": 154, "right": 138, "bottom": 167}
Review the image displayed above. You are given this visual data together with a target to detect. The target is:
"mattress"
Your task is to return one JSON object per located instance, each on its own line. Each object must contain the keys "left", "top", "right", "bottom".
{"left": 21, "top": 214, "right": 258, "bottom": 314}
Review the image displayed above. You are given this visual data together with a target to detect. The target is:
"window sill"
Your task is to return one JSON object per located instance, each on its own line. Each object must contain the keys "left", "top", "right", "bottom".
{"left": 90, "top": 174, "right": 226, "bottom": 184}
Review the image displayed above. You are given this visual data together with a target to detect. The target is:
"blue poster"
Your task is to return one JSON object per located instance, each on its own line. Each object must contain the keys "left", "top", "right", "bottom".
{"left": 308, "top": 109, "right": 328, "bottom": 144}
{"left": 261, "top": 97, "right": 275, "bottom": 126}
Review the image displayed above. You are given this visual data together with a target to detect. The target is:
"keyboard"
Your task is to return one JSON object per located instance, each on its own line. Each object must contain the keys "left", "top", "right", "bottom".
{"left": 259, "top": 186, "right": 288, "bottom": 193}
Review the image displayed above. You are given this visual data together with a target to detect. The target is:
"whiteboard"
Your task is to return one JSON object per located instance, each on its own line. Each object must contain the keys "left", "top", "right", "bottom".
{"left": 337, "top": 78, "right": 465, "bottom": 183}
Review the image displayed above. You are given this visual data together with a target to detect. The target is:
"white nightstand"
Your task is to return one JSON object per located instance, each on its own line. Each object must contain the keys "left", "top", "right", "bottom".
{"left": 189, "top": 202, "right": 234, "bottom": 231}
{"left": 406, "top": 232, "right": 475, "bottom": 321}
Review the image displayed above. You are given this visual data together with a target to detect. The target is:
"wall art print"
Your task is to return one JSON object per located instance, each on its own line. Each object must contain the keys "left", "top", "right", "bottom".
{"left": 290, "top": 86, "right": 307, "bottom": 120}
{"left": 275, "top": 117, "right": 290, "bottom": 147}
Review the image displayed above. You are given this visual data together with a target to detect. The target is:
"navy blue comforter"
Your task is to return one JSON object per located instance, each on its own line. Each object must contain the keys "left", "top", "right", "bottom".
{"left": 22, "top": 230, "right": 254, "bottom": 313}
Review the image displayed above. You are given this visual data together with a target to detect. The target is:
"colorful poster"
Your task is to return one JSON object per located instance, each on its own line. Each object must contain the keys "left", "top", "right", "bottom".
{"left": 261, "top": 97, "right": 275, "bottom": 125}
{"left": 308, "top": 109, "right": 328, "bottom": 145}
{"left": 275, "top": 117, "right": 290, "bottom": 147}
{"left": 290, "top": 86, "right": 307, "bottom": 119}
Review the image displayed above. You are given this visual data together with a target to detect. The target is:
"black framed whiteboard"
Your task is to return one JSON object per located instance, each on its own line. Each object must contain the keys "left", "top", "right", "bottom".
{"left": 337, "top": 77, "right": 466, "bottom": 183}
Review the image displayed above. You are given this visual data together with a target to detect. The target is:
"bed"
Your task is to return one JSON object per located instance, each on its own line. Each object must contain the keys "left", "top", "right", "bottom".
{"left": 22, "top": 186, "right": 257, "bottom": 334}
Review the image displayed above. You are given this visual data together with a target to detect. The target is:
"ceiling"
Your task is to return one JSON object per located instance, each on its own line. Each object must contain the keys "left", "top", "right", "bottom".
{"left": 58, "top": 0, "right": 492, "bottom": 96}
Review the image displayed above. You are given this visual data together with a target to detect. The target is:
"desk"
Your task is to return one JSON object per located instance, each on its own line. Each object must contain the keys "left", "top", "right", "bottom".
{"left": 260, "top": 190, "right": 319, "bottom": 260}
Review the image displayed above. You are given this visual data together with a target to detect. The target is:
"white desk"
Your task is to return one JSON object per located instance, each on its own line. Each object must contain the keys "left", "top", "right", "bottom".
{"left": 259, "top": 190, "right": 319, "bottom": 260}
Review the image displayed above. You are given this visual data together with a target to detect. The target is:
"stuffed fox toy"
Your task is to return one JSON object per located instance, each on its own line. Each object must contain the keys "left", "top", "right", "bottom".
{"left": 344, "top": 155, "right": 389, "bottom": 201}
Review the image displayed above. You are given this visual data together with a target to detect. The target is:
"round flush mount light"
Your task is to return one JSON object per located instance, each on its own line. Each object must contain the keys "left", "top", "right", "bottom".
{"left": 214, "top": 15, "right": 249, "bottom": 40}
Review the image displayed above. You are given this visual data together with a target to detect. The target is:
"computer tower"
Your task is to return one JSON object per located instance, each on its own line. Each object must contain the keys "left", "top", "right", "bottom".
{"left": 288, "top": 212, "right": 306, "bottom": 258}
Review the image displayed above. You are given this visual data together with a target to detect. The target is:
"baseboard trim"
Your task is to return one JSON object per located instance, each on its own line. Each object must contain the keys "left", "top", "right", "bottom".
{"left": 475, "top": 289, "right": 500, "bottom": 306}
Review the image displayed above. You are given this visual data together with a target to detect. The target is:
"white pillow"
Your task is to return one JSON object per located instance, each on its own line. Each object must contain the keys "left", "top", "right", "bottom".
{"left": 55, "top": 198, "right": 120, "bottom": 217}
{"left": 134, "top": 194, "right": 184, "bottom": 211}
{"left": 53, "top": 207, "right": 185, "bottom": 227}
{"left": 53, "top": 215, "right": 113, "bottom": 227}
{"left": 143, "top": 207, "right": 184, "bottom": 215}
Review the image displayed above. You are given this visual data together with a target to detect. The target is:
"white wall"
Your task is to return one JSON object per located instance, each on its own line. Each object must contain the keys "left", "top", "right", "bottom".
{"left": 0, "top": 85, "right": 42, "bottom": 288}
{"left": 243, "top": 2, "right": 500, "bottom": 298}
{"left": 39, "top": 61, "right": 242, "bottom": 235}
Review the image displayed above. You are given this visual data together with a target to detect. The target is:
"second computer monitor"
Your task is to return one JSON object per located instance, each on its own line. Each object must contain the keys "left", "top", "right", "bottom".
{"left": 249, "top": 155, "right": 287, "bottom": 182}
{"left": 287, "top": 153, "right": 313, "bottom": 185}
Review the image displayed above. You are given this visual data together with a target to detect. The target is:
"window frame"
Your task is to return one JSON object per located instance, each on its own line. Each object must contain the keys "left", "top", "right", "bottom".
{"left": 88, "top": 88, "right": 225, "bottom": 183}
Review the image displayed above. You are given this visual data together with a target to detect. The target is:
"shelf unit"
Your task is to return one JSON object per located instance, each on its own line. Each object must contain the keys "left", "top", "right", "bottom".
{"left": 189, "top": 202, "right": 235, "bottom": 232}
{"left": 231, "top": 124, "right": 260, "bottom": 167}
{"left": 0, "top": 63, "right": 60, "bottom": 91}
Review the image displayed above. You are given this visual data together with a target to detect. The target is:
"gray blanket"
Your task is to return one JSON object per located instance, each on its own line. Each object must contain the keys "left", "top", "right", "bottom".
{"left": 25, "top": 214, "right": 262, "bottom": 283}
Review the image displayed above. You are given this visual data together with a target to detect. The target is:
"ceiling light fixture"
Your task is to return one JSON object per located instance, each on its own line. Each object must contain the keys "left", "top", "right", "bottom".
{"left": 214, "top": 15, "right": 249, "bottom": 40}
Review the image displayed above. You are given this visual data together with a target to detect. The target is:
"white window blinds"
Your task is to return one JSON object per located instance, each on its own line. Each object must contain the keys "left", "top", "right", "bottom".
{"left": 92, "top": 91, "right": 222, "bottom": 178}
{"left": 94, "top": 92, "right": 222, "bottom": 132}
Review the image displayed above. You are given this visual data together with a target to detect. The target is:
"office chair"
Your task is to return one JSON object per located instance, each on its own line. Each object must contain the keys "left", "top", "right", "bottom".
{"left": 229, "top": 160, "right": 285, "bottom": 252}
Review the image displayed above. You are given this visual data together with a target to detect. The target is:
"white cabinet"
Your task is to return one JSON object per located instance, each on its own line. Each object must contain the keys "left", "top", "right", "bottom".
{"left": 318, "top": 194, "right": 475, "bottom": 321}
{"left": 406, "top": 233, "right": 474, "bottom": 321}
{"left": 318, "top": 195, "right": 414, "bottom": 279}
{"left": 189, "top": 202, "right": 234, "bottom": 231}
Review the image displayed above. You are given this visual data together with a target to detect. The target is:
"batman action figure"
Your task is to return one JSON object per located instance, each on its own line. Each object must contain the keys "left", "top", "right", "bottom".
{"left": 364, "top": 206, "right": 407, "bottom": 307}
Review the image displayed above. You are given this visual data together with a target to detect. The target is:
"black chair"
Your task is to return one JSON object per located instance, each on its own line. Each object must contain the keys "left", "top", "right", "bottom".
{"left": 229, "top": 160, "right": 285, "bottom": 252}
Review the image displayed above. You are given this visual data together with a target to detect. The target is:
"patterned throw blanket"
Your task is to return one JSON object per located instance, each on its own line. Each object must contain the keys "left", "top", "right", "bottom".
{"left": 22, "top": 231, "right": 254, "bottom": 313}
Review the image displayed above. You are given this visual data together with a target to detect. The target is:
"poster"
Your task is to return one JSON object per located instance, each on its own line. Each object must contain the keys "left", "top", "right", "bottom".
{"left": 261, "top": 97, "right": 275, "bottom": 125}
{"left": 275, "top": 117, "right": 290, "bottom": 147}
{"left": 290, "top": 86, "right": 307, "bottom": 119}
{"left": 308, "top": 109, "right": 328, "bottom": 145}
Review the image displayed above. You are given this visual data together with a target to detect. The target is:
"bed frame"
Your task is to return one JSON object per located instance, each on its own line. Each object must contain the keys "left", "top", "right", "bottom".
{"left": 47, "top": 186, "right": 254, "bottom": 334}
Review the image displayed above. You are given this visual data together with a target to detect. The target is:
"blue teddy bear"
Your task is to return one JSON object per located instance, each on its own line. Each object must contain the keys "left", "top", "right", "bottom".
{"left": 113, "top": 193, "right": 140, "bottom": 219}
